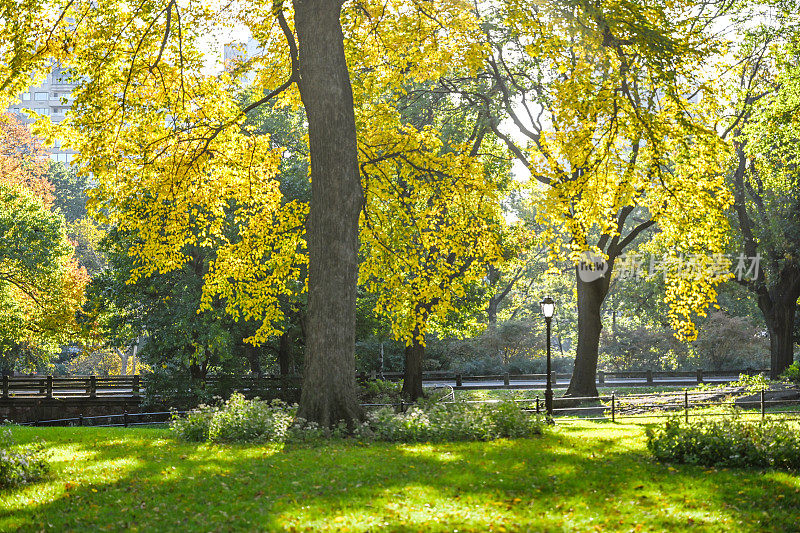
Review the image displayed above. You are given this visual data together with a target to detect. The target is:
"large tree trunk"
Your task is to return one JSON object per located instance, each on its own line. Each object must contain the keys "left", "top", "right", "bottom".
{"left": 757, "top": 267, "right": 800, "bottom": 379}
{"left": 565, "top": 266, "right": 610, "bottom": 397}
{"left": 402, "top": 335, "right": 425, "bottom": 401}
{"left": 761, "top": 297, "right": 797, "bottom": 379}
{"left": 294, "top": 0, "right": 362, "bottom": 427}
{"left": 731, "top": 143, "right": 800, "bottom": 378}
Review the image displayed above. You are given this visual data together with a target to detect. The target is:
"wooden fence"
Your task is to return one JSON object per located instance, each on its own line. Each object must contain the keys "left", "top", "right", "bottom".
{"left": 1, "top": 369, "right": 768, "bottom": 401}
{"left": 2, "top": 375, "right": 141, "bottom": 399}
{"left": 0, "top": 375, "right": 300, "bottom": 400}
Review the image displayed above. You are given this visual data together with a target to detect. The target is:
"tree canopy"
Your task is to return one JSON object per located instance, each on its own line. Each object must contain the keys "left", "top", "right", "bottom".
{"left": 0, "top": 115, "right": 87, "bottom": 371}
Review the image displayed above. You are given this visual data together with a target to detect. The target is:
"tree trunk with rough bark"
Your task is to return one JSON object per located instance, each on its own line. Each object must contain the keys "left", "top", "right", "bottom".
{"left": 402, "top": 335, "right": 425, "bottom": 401}
{"left": 757, "top": 267, "right": 800, "bottom": 378}
{"left": 730, "top": 143, "right": 800, "bottom": 379}
{"left": 761, "top": 297, "right": 797, "bottom": 379}
{"left": 565, "top": 266, "right": 611, "bottom": 398}
{"left": 294, "top": 0, "right": 362, "bottom": 427}
{"left": 244, "top": 343, "right": 261, "bottom": 375}
{"left": 277, "top": 330, "right": 293, "bottom": 376}
{"left": 486, "top": 297, "right": 500, "bottom": 361}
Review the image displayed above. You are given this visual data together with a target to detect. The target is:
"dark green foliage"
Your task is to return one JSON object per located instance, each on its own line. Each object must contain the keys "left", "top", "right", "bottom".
{"left": 355, "top": 335, "right": 451, "bottom": 373}
{"left": 354, "top": 337, "right": 406, "bottom": 373}
{"left": 0, "top": 185, "right": 74, "bottom": 370}
{"left": 0, "top": 427, "right": 49, "bottom": 489}
{"left": 781, "top": 361, "right": 800, "bottom": 385}
{"left": 600, "top": 310, "right": 768, "bottom": 372}
{"left": 646, "top": 414, "right": 800, "bottom": 469}
{"left": 358, "top": 379, "right": 402, "bottom": 405}
{"left": 142, "top": 371, "right": 301, "bottom": 411}
{"left": 87, "top": 227, "right": 281, "bottom": 393}
{"left": 47, "top": 162, "right": 88, "bottom": 224}
{"left": 454, "top": 354, "right": 574, "bottom": 376}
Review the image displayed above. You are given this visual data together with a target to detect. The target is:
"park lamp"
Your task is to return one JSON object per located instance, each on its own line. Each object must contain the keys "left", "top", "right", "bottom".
{"left": 540, "top": 296, "right": 555, "bottom": 319}
{"left": 540, "top": 296, "right": 555, "bottom": 422}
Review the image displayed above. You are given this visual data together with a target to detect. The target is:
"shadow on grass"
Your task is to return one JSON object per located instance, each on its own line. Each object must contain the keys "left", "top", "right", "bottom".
{"left": 2, "top": 422, "right": 799, "bottom": 532}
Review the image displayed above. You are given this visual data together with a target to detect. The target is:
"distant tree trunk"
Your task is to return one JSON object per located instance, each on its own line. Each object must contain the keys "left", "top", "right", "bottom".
{"left": 244, "top": 343, "right": 261, "bottom": 375}
{"left": 130, "top": 337, "right": 142, "bottom": 374}
{"left": 486, "top": 296, "right": 500, "bottom": 361}
{"left": 566, "top": 266, "right": 611, "bottom": 398}
{"left": 189, "top": 362, "right": 207, "bottom": 380}
{"left": 294, "top": 0, "right": 362, "bottom": 427}
{"left": 116, "top": 347, "right": 129, "bottom": 375}
{"left": 486, "top": 265, "right": 501, "bottom": 328}
{"left": 487, "top": 297, "right": 499, "bottom": 327}
{"left": 402, "top": 333, "right": 425, "bottom": 401}
{"left": 278, "top": 330, "right": 293, "bottom": 375}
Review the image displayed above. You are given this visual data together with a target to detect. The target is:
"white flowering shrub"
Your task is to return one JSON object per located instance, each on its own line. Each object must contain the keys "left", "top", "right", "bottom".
{"left": 171, "top": 394, "right": 542, "bottom": 444}
{"left": 170, "top": 403, "right": 216, "bottom": 442}
{"left": 355, "top": 400, "right": 543, "bottom": 442}
{"left": 171, "top": 393, "right": 296, "bottom": 443}
{"left": 0, "top": 427, "right": 50, "bottom": 489}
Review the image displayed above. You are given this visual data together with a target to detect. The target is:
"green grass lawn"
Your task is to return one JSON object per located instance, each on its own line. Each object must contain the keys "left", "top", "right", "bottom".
{"left": 2, "top": 422, "right": 800, "bottom": 532}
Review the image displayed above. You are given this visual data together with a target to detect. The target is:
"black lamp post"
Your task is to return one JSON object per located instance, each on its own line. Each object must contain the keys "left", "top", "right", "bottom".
{"left": 540, "top": 296, "right": 555, "bottom": 421}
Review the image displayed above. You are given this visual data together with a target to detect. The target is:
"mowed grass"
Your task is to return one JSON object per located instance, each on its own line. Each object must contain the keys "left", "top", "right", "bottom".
{"left": 2, "top": 422, "right": 800, "bottom": 532}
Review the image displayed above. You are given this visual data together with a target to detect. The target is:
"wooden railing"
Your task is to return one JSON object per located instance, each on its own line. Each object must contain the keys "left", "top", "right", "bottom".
{"left": 0, "top": 369, "right": 768, "bottom": 400}
{"left": 1, "top": 375, "right": 140, "bottom": 399}
{"left": 0, "top": 374, "right": 301, "bottom": 400}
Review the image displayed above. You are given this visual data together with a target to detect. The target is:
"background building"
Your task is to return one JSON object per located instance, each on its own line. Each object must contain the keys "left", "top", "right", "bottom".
{"left": 6, "top": 64, "right": 79, "bottom": 165}
{"left": 223, "top": 38, "right": 263, "bottom": 84}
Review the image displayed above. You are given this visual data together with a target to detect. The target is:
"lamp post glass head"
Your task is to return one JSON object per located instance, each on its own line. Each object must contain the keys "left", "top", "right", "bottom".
{"left": 540, "top": 297, "right": 555, "bottom": 318}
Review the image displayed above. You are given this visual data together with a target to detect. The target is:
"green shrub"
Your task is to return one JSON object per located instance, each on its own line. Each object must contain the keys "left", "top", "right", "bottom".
{"left": 729, "top": 373, "right": 771, "bottom": 392}
{"left": 354, "top": 400, "right": 543, "bottom": 443}
{"left": 0, "top": 427, "right": 50, "bottom": 489}
{"left": 172, "top": 394, "right": 542, "bottom": 444}
{"left": 781, "top": 362, "right": 800, "bottom": 385}
{"left": 171, "top": 393, "right": 296, "bottom": 443}
{"left": 359, "top": 379, "right": 402, "bottom": 405}
{"left": 169, "top": 403, "right": 216, "bottom": 442}
{"left": 646, "top": 413, "right": 800, "bottom": 469}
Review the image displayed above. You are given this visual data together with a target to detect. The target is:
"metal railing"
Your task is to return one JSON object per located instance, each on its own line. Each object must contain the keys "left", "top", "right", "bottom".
{"left": 14, "top": 386, "right": 799, "bottom": 427}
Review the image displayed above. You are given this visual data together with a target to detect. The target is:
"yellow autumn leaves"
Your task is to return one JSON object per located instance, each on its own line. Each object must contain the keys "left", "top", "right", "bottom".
{"left": 11, "top": 0, "right": 744, "bottom": 346}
